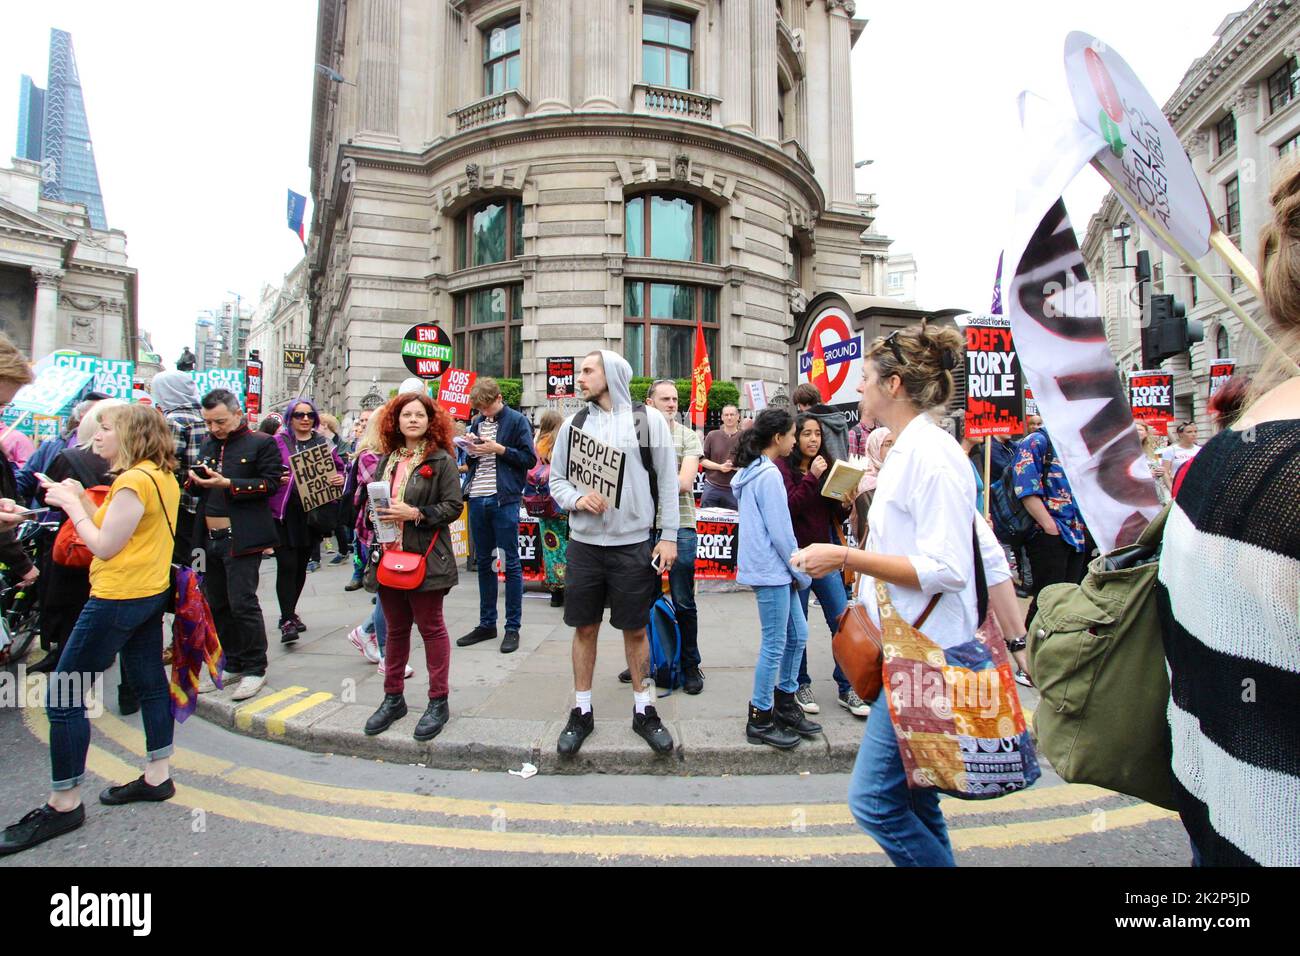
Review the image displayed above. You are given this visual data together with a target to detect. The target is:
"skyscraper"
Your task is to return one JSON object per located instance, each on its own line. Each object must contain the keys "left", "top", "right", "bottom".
{"left": 15, "top": 29, "right": 107, "bottom": 230}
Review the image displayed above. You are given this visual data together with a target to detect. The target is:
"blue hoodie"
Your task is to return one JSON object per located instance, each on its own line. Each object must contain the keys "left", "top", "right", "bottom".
{"left": 732, "top": 455, "right": 811, "bottom": 590}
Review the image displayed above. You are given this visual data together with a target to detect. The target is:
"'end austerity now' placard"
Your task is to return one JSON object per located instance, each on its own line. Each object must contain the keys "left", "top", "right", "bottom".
{"left": 566, "top": 429, "right": 626, "bottom": 508}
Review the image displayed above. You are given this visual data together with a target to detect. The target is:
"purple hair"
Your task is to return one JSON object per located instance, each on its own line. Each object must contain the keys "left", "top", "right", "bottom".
{"left": 282, "top": 396, "right": 321, "bottom": 431}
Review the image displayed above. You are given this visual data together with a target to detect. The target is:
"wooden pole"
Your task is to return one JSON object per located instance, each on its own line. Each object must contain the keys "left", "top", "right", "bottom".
{"left": 983, "top": 439, "right": 993, "bottom": 520}
{"left": 0, "top": 410, "right": 30, "bottom": 440}
{"left": 1090, "top": 159, "right": 1300, "bottom": 376}
{"left": 1208, "top": 228, "right": 1264, "bottom": 302}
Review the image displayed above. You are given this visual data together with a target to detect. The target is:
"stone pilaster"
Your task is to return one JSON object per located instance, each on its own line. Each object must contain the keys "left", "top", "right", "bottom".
{"left": 357, "top": 0, "right": 401, "bottom": 144}
{"left": 1231, "top": 83, "right": 1263, "bottom": 254}
{"left": 581, "top": 0, "right": 620, "bottom": 111}
{"left": 31, "top": 268, "right": 64, "bottom": 358}
{"left": 827, "top": 0, "right": 857, "bottom": 210}
{"left": 534, "top": 0, "right": 572, "bottom": 113}
{"left": 751, "top": 0, "right": 780, "bottom": 144}
{"left": 425, "top": 0, "right": 449, "bottom": 141}
{"left": 721, "top": 0, "right": 753, "bottom": 133}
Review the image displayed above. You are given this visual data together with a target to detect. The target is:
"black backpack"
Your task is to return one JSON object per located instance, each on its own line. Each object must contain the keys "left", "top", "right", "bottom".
{"left": 571, "top": 403, "right": 658, "bottom": 514}
{"left": 990, "top": 437, "right": 1054, "bottom": 547}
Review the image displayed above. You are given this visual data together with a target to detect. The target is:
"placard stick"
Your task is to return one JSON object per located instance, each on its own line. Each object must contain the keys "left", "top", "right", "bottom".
{"left": 1090, "top": 159, "right": 1300, "bottom": 376}
{"left": 0, "top": 410, "right": 31, "bottom": 440}
{"left": 983, "top": 440, "right": 992, "bottom": 520}
{"left": 1208, "top": 228, "right": 1264, "bottom": 301}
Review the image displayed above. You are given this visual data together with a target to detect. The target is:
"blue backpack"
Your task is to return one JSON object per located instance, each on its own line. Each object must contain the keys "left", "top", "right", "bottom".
{"left": 647, "top": 594, "right": 683, "bottom": 695}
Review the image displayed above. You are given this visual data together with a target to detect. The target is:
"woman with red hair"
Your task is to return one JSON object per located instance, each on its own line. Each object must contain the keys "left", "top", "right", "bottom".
{"left": 359, "top": 393, "right": 463, "bottom": 742}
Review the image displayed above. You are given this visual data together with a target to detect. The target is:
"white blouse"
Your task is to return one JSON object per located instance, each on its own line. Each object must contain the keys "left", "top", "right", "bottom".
{"left": 859, "top": 414, "right": 1011, "bottom": 650}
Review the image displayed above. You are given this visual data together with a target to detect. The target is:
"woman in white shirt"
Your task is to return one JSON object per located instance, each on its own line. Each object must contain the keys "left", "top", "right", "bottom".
{"left": 794, "top": 322, "right": 1019, "bottom": 867}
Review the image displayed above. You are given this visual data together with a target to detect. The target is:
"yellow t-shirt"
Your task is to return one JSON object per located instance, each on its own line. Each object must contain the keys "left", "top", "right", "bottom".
{"left": 89, "top": 461, "right": 181, "bottom": 600}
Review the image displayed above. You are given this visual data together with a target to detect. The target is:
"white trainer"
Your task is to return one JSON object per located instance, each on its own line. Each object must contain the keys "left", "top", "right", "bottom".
{"left": 362, "top": 631, "right": 381, "bottom": 664}
{"left": 230, "top": 673, "right": 266, "bottom": 701}
{"left": 377, "top": 659, "right": 415, "bottom": 679}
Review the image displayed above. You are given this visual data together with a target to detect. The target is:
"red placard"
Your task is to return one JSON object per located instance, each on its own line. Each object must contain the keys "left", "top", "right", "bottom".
{"left": 546, "top": 357, "right": 575, "bottom": 399}
{"left": 1209, "top": 360, "right": 1236, "bottom": 397}
{"left": 437, "top": 367, "right": 476, "bottom": 421}
{"left": 1129, "top": 370, "right": 1174, "bottom": 434}
{"left": 963, "top": 315, "right": 1024, "bottom": 437}
{"left": 694, "top": 515, "right": 739, "bottom": 580}
{"left": 245, "top": 359, "right": 263, "bottom": 426}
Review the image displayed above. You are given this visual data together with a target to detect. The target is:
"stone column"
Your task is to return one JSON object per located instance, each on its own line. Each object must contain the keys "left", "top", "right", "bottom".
{"left": 1231, "top": 84, "right": 1263, "bottom": 255}
{"left": 581, "top": 0, "right": 620, "bottom": 111}
{"left": 827, "top": 0, "right": 857, "bottom": 211}
{"left": 1186, "top": 131, "right": 1213, "bottom": 307}
{"left": 721, "top": 0, "right": 753, "bottom": 133}
{"left": 534, "top": 0, "right": 572, "bottom": 113}
{"left": 751, "top": 0, "right": 780, "bottom": 144}
{"left": 425, "top": 0, "right": 449, "bottom": 141}
{"left": 31, "top": 268, "right": 63, "bottom": 358}
{"left": 357, "top": 0, "right": 400, "bottom": 144}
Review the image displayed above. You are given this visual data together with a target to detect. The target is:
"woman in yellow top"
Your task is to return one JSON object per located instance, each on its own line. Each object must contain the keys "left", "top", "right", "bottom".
{"left": 0, "top": 405, "right": 182, "bottom": 857}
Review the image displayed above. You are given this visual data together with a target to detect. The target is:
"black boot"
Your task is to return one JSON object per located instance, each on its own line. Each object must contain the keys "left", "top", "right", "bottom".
{"left": 550, "top": 589, "right": 565, "bottom": 608}
{"left": 746, "top": 703, "right": 800, "bottom": 749}
{"left": 773, "top": 689, "right": 823, "bottom": 738}
{"left": 28, "top": 646, "right": 61, "bottom": 674}
{"left": 364, "top": 693, "right": 408, "bottom": 736}
{"left": 413, "top": 696, "right": 449, "bottom": 742}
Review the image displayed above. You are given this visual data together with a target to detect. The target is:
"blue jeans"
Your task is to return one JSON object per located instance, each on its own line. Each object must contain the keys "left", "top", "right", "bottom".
{"left": 847, "top": 688, "right": 955, "bottom": 866}
{"left": 655, "top": 527, "right": 699, "bottom": 666}
{"left": 751, "top": 584, "right": 808, "bottom": 711}
{"left": 364, "top": 597, "right": 388, "bottom": 655}
{"left": 47, "top": 591, "right": 173, "bottom": 791}
{"left": 797, "top": 574, "right": 851, "bottom": 694}
{"left": 469, "top": 494, "right": 523, "bottom": 632}
{"left": 700, "top": 483, "right": 737, "bottom": 510}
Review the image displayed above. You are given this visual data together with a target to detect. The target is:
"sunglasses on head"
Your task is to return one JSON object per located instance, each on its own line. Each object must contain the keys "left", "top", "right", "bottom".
{"left": 883, "top": 329, "right": 906, "bottom": 366}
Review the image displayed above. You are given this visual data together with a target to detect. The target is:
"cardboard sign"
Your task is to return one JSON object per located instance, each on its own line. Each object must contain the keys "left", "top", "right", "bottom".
{"left": 745, "top": 380, "right": 768, "bottom": 411}
{"left": 546, "top": 358, "right": 575, "bottom": 399}
{"left": 1129, "top": 370, "right": 1175, "bottom": 432}
{"left": 283, "top": 348, "right": 307, "bottom": 371}
{"left": 963, "top": 314, "right": 1024, "bottom": 437}
{"left": 1209, "top": 360, "right": 1236, "bottom": 397}
{"left": 566, "top": 428, "right": 626, "bottom": 507}
{"left": 450, "top": 503, "right": 469, "bottom": 560}
{"left": 289, "top": 442, "right": 342, "bottom": 513}
{"left": 695, "top": 512, "right": 739, "bottom": 580}
{"left": 437, "top": 367, "right": 476, "bottom": 421}
{"left": 401, "top": 324, "right": 453, "bottom": 379}
{"left": 13, "top": 366, "right": 94, "bottom": 416}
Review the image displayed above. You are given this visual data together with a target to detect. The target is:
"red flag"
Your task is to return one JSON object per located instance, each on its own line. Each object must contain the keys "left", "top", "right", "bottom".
{"left": 809, "top": 332, "right": 833, "bottom": 402}
{"left": 688, "top": 319, "right": 713, "bottom": 427}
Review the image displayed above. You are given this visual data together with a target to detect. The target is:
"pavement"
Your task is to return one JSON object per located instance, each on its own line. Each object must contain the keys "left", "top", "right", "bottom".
{"left": 166, "top": 552, "right": 1041, "bottom": 776}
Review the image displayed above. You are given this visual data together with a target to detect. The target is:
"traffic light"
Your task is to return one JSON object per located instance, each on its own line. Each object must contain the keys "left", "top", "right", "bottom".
{"left": 1141, "top": 293, "right": 1203, "bottom": 368}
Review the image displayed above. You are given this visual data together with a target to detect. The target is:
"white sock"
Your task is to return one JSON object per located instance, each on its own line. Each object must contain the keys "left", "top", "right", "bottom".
{"left": 575, "top": 690, "right": 592, "bottom": 715}
{"left": 633, "top": 687, "right": 652, "bottom": 715}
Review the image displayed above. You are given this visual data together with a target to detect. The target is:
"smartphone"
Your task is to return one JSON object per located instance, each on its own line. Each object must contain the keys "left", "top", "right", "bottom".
{"left": 33, "top": 472, "right": 53, "bottom": 485}
{"left": 192, "top": 464, "right": 213, "bottom": 478}
{"left": 9, "top": 506, "right": 49, "bottom": 519}
{"left": 650, "top": 553, "right": 664, "bottom": 574}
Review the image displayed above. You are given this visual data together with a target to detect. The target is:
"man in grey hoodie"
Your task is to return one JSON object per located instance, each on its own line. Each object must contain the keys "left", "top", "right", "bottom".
{"left": 548, "top": 350, "right": 681, "bottom": 755}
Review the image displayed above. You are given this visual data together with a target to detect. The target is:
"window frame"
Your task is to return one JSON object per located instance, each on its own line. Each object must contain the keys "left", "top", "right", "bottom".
{"left": 622, "top": 280, "right": 720, "bottom": 379}
{"left": 1216, "top": 112, "right": 1237, "bottom": 156}
{"left": 1224, "top": 175, "right": 1241, "bottom": 238}
{"left": 1269, "top": 57, "right": 1299, "bottom": 114}
{"left": 453, "top": 284, "right": 523, "bottom": 380}
{"left": 455, "top": 196, "right": 524, "bottom": 270}
{"left": 1216, "top": 325, "right": 1231, "bottom": 359}
{"left": 482, "top": 16, "right": 522, "bottom": 96}
{"left": 1279, "top": 130, "right": 1300, "bottom": 158}
{"left": 624, "top": 191, "right": 718, "bottom": 264}
{"left": 641, "top": 7, "right": 695, "bottom": 90}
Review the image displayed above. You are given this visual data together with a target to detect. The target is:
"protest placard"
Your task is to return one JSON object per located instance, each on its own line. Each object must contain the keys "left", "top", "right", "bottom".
{"left": 1209, "top": 360, "right": 1236, "bottom": 397}
{"left": 546, "top": 358, "right": 575, "bottom": 399}
{"left": 1129, "top": 370, "right": 1175, "bottom": 434}
{"left": 963, "top": 314, "right": 1024, "bottom": 437}
{"left": 566, "top": 428, "right": 626, "bottom": 508}
{"left": 401, "top": 324, "right": 453, "bottom": 379}
{"left": 437, "top": 367, "right": 475, "bottom": 420}
{"left": 290, "top": 443, "right": 342, "bottom": 513}
{"left": 745, "top": 380, "right": 768, "bottom": 411}
{"left": 695, "top": 512, "right": 739, "bottom": 580}
{"left": 13, "top": 365, "right": 94, "bottom": 416}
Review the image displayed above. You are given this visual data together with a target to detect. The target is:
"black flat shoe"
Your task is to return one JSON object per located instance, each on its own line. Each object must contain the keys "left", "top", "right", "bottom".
{"left": 364, "top": 693, "right": 408, "bottom": 735}
{"left": 632, "top": 706, "right": 674, "bottom": 754}
{"left": 617, "top": 668, "right": 632, "bottom": 683}
{"left": 413, "top": 697, "right": 449, "bottom": 742}
{"left": 0, "top": 804, "right": 85, "bottom": 856}
{"left": 99, "top": 775, "right": 175, "bottom": 806}
{"left": 456, "top": 626, "right": 497, "bottom": 647}
{"left": 557, "top": 707, "right": 594, "bottom": 755}
{"left": 500, "top": 630, "right": 520, "bottom": 654}
{"left": 682, "top": 665, "right": 704, "bottom": 695}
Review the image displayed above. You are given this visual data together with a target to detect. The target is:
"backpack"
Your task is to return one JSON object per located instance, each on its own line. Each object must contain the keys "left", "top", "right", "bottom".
{"left": 570, "top": 403, "right": 659, "bottom": 515}
{"left": 51, "top": 451, "right": 112, "bottom": 569}
{"left": 990, "top": 436, "right": 1053, "bottom": 546}
{"left": 523, "top": 460, "right": 560, "bottom": 518}
{"left": 1026, "top": 503, "right": 1176, "bottom": 810}
{"left": 647, "top": 594, "right": 683, "bottom": 694}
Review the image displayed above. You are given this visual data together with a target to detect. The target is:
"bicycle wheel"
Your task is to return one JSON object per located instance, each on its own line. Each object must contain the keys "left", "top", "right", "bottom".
{"left": 0, "top": 587, "right": 39, "bottom": 667}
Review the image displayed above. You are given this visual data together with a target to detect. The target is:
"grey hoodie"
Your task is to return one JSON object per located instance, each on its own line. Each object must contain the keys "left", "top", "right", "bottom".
{"left": 151, "top": 370, "right": 202, "bottom": 411}
{"left": 549, "top": 350, "right": 681, "bottom": 547}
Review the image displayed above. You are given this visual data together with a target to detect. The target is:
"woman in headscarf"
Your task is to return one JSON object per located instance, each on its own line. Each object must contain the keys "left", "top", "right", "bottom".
{"left": 849, "top": 426, "right": 893, "bottom": 544}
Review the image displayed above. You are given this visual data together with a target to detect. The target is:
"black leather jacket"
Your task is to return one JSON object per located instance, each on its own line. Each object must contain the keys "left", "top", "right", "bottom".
{"left": 191, "top": 425, "right": 284, "bottom": 555}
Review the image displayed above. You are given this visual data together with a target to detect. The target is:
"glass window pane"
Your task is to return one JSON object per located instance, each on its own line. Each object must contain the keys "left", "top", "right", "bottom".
{"left": 454, "top": 295, "right": 465, "bottom": 329}
{"left": 472, "top": 201, "right": 507, "bottom": 265}
{"left": 651, "top": 324, "right": 693, "bottom": 379}
{"left": 669, "top": 50, "right": 690, "bottom": 89}
{"left": 505, "top": 22, "right": 521, "bottom": 54}
{"left": 511, "top": 198, "right": 523, "bottom": 258}
{"left": 471, "top": 287, "right": 508, "bottom": 325}
{"left": 473, "top": 328, "right": 505, "bottom": 379}
{"left": 650, "top": 195, "right": 694, "bottom": 260}
{"left": 624, "top": 324, "right": 645, "bottom": 377}
{"left": 702, "top": 285, "right": 718, "bottom": 323}
{"left": 455, "top": 220, "right": 467, "bottom": 270}
{"left": 511, "top": 285, "right": 522, "bottom": 323}
{"left": 625, "top": 197, "right": 644, "bottom": 257}
{"left": 705, "top": 328, "right": 718, "bottom": 370}
{"left": 643, "top": 12, "right": 668, "bottom": 43}
{"left": 702, "top": 205, "right": 717, "bottom": 263}
{"left": 649, "top": 282, "right": 693, "bottom": 321}
{"left": 510, "top": 324, "right": 521, "bottom": 379}
{"left": 506, "top": 55, "right": 520, "bottom": 91}
{"left": 669, "top": 15, "right": 692, "bottom": 49}
{"left": 643, "top": 47, "right": 666, "bottom": 86}
{"left": 625, "top": 281, "right": 643, "bottom": 318}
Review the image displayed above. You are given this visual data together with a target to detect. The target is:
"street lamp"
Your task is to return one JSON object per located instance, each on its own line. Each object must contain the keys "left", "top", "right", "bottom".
{"left": 315, "top": 64, "right": 356, "bottom": 86}
{"left": 854, "top": 159, "right": 874, "bottom": 168}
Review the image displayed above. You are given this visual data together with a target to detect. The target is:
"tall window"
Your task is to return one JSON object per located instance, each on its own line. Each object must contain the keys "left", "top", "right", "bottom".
{"left": 1269, "top": 57, "right": 1299, "bottom": 113}
{"left": 1217, "top": 112, "right": 1237, "bottom": 156}
{"left": 643, "top": 8, "right": 693, "bottom": 89}
{"left": 624, "top": 281, "right": 718, "bottom": 379}
{"left": 1279, "top": 131, "right": 1300, "bottom": 158}
{"left": 625, "top": 193, "right": 717, "bottom": 263}
{"left": 483, "top": 19, "right": 521, "bottom": 95}
{"left": 454, "top": 286, "right": 522, "bottom": 379}
{"left": 1224, "top": 176, "right": 1241, "bottom": 237}
{"left": 1216, "top": 325, "right": 1231, "bottom": 358}
{"left": 455, "top": 197, "right": 524, "bottom": 269}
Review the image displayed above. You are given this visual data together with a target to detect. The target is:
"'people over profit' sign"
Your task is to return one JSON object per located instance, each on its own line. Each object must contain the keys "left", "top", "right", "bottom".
{"left": 566, "top": 429, "right": 626, "bottom": 507}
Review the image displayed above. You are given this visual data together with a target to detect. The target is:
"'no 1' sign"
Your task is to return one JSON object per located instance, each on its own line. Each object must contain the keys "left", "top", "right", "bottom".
{"left": 402, "top": 324, "right": 453, "bottom": 379}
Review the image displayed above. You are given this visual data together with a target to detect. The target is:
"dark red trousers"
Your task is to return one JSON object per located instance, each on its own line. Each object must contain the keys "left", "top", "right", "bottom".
{"left": 378, "top": 587, "right": 451, "bottom": 699}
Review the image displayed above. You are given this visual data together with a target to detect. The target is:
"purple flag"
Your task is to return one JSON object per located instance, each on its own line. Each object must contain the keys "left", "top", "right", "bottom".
{"left": 991, "top": 252, "right": 1004, "bottom": 315}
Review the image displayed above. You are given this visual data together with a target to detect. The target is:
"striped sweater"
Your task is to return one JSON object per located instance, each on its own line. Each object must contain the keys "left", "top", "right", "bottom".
{"left": 1156, "top": 420, "right": 1300, "bottom": 866}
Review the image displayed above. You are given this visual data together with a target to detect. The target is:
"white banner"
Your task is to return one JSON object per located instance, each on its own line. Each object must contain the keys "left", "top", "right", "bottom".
{"left": 1002, "top": 92, "right": 1161, "bottom": 553}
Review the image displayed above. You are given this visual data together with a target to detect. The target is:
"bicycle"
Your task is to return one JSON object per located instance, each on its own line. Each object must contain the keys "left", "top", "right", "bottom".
{"left": 0, "top": 520, "right": 56, "bottom": 668}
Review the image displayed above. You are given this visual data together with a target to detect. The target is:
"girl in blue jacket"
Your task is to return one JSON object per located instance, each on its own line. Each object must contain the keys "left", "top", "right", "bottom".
{"left": 731, "top": 409, "right": 822, "bottom": 749}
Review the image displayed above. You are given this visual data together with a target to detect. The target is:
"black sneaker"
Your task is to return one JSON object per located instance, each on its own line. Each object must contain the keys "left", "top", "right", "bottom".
{"left": 279, "top": 620, "right": 300, "bottom": 645}
{"left": 617, "top": 668, "right": 632, "bottom": 683}
{"left": 456, "top": 626, "right": 497, "bottom": 648}
{"left": 99, "top": 775, "right": 176, "bottom": 806}
{"left": 291, "top": 614, "right": 307, "bottom": 633}
{"left": 682, "top": 665, "right": 704, "bottom": 695}
{"left": 0, "top": 804, "right": 85, "bottom": 856}
{"left": 557, "top": 707, "right": 594, "bottom": 755}
{"left": 501, "top": 629, "right": 520, "bottom": 654}
{"left": 632, "top": 706, "right": 674, "bottom": 754}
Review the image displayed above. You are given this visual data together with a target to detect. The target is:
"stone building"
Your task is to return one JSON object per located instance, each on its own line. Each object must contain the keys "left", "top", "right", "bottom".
{"left": 246, "top": 258, "right": 312, "bottom": 413}
{"left": 307, "top": 0, "right": 891, "bottom": 412}
{"left": 0, "top": 157, "right": 138, "bottom": 364}
{"left": 1083, "top": 0, "right": 1300, "bottom": 428}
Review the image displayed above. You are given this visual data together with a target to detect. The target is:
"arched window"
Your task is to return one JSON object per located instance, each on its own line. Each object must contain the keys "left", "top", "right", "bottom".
{"left": 625, "top": 192, "right": 718, "bottom": 263}
{"left": 454, "top": 285, "right": 522, "bottom": 379}
{"left": 623, "top": 281, "right": 719, "bottom": 379}
{"left": 1216, "top": 325, "right": 1231, "bottom": 359}
{"left": 455, "top": 197, "right": 524, "bottom": 269}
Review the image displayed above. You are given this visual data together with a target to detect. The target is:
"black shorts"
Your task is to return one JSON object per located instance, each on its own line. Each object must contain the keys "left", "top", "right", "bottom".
{"left": 563, "top": 537, "right": 660, "bottom": 631}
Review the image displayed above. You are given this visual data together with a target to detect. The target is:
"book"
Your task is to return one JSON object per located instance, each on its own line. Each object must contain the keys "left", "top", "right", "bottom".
{"left": 820, "top": 459, "right": 867, "bottom": 502}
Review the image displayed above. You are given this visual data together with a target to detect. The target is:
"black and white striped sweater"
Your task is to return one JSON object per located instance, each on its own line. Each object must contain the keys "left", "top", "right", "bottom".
{"left": 1157, "top": 419, "right": 1300, "bottom": 866}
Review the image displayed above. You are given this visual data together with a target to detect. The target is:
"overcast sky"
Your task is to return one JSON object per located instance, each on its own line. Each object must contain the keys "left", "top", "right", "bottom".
{"left": 2, "top": 1, "right": 1240, "bottom": 366}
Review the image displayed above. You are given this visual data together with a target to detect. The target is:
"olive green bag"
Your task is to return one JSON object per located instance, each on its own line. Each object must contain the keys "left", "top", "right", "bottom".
{"left": 1026, "top": 505, "right": 1177, "bottom": 810}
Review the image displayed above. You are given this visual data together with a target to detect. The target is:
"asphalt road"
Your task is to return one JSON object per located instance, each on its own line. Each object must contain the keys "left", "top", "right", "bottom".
{"left": 0, "top": 688, "right": 1191, "bottom": 867}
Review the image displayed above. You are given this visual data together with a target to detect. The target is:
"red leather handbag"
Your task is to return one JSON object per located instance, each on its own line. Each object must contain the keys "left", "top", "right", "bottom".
{"left": 376, "top": 531, "right": 440, "bottom": 591}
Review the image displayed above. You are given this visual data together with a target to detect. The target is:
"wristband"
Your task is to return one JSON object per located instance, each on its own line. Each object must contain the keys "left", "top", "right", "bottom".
{"left": 1004, "top": 634, "right": 1028, "bottom": 652}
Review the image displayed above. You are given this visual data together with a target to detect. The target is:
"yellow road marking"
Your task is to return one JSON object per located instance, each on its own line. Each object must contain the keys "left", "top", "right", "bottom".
{"left": 265, "top": 693, "right": 334, "bottom": 736}
{"left": 233, "top": 686, "right": 309, "bottom": 730}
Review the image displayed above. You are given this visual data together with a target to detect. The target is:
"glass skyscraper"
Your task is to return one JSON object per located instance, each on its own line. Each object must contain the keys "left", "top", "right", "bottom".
{"left": 15, "top": 29, "right": 107, "bottom": 230}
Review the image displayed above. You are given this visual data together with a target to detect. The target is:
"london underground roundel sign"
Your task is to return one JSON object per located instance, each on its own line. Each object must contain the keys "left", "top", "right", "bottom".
{"left": 401, "top": 324, "right": 453, "bottom": 379}
{"left": 798, "top": 305, "right": 862, "bottom": 407}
